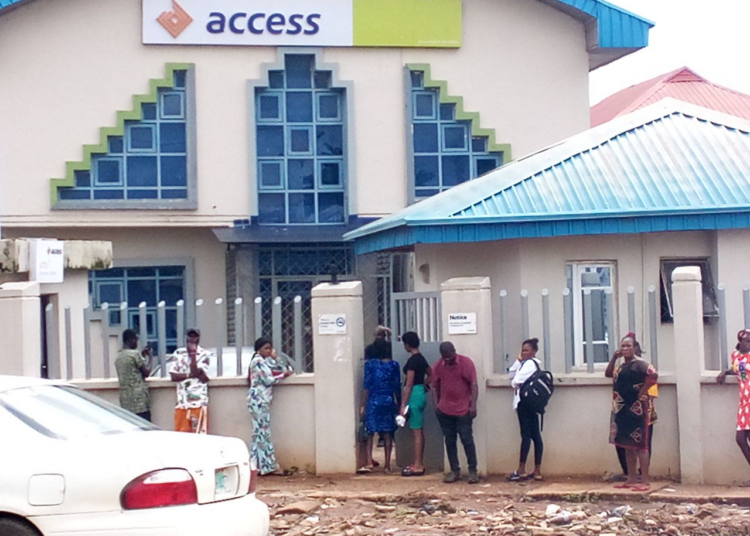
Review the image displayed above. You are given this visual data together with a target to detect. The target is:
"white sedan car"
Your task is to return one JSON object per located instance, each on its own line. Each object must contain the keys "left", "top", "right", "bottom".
{"left": 0, "top": 375, "right": 269, "bottom": 536}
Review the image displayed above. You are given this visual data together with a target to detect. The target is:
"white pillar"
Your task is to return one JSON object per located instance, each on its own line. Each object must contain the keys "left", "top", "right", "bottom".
{"left": 311, "top": 281, "right": 364, "bottom": 474}
{"left": 0, "top": 282, "right": 42, "bottom": 377}
{"left": 440, "top": 276, "right": 493, "bottom": 476}
{"left": 671, "top": 266, "right": 705, "bottom": 484}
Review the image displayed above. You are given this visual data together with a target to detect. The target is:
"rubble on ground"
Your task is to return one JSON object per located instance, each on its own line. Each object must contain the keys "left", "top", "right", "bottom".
{"left": 262, "top": 491, "right": 750, "bottom": 536}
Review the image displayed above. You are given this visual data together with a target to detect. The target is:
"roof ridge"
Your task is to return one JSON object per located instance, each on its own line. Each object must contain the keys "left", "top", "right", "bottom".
{"left": 662, "top": 66, "right": 705, "bottom": 84}
{"left": 615, "top": 68, "right": 688, "bottom": 115}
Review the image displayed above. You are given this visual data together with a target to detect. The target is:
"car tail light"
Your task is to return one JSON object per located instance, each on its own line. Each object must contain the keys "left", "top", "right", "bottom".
{"left": 121, "top": 469, "right": 198, "bottom": 510}
{"left": 248, "top": 467, "right": 258, "bottom": 494}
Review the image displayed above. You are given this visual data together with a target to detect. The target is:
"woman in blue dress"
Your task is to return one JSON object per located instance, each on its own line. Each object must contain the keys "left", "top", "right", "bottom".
{"left": 359, "top": 339, "right": 401, "bottom": 473}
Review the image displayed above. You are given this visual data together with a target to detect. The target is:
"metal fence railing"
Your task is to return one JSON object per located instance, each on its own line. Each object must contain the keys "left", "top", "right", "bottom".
{"left": 497, "top": 286, "right": 662, "bottom": 374}
{"left": 45, "top": 295, "right": 307, "bottom": 381}
{"left": 391, "top": 291, "right": 442, "bottom": 343}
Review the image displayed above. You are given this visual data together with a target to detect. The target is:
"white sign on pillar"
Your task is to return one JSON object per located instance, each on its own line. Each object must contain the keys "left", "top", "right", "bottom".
{"left": 448, "top": 312, "right": 477, "bottom": 334}
{"left": 318, "top": 313, "right": 347, "bottom": 335}
{"left": 29, "top": 239, "right": 64, "bottom": 284}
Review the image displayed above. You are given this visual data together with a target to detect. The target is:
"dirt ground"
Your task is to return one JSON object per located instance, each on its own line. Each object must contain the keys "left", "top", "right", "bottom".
{"left": 257, "top": 473, "right": 750, "bottom": 536}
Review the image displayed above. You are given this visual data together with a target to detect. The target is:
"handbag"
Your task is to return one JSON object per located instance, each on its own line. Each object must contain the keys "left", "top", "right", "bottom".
{"left": 357, "top": 419, "right": 368, "bottom": 443}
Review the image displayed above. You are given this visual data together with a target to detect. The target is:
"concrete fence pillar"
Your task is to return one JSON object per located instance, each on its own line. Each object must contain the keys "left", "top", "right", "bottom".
{"left": 0, "top": 282, "right": 42, "bottom": 377}
{"left": 311, "top": 281, "right": 364, "bottom": 474}
{"left": 671, "top": 266, "right": 705, "bottom": 484}
{"left": 439, "top": 277, "right": 494, "bottom": 476}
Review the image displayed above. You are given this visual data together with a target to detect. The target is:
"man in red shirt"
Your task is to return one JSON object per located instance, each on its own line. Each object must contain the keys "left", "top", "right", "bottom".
{"left": 432, "top": 341, "right": 479, "bottom": 483}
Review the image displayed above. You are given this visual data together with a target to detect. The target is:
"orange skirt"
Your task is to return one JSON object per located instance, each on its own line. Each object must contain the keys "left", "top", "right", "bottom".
{"left": 174, "top": 407, "right": 208, "bottom": 434}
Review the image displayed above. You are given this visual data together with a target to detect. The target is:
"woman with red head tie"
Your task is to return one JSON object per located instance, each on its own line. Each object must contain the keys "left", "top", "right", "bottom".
{"left": 606, "top": 332, "right": 658, "bottom": 491}
{"left": 717, "top": 329, "right": 750, "bottom": 480}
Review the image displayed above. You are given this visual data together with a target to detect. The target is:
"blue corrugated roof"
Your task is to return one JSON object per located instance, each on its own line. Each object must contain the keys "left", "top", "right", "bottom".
{"left": 346, "top": 99, "right": 750, "bottom": 255}
{"left": 0, "top": 1, "right": 652, "bottom": 69}
{"left": 546, "top": 0, "right": 653, "bottom": 69}
{"left": 0, "top": 0, "right": 29, "bottom": 11}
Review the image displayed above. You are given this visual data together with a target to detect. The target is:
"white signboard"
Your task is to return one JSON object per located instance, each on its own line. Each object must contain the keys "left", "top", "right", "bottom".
{"left": 142, "top": 0, "right": 462, "bottom": 48}
{"left": 318, "top": 313, "right": 347, "bottom": 335}
{"left": 29, "top": 239, "right": 65, "bottom": 284}
{"left": 143, "top": 0, "right": 352, "bottom": 46}
{"left": 448, "top": 313, "right": 477, "bottom": 335}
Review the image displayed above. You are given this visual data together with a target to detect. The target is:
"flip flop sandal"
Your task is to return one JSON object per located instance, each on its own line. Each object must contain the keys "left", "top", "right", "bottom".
{"left": 356, "top": 466, "right": 373, "bottom": 474}
{"left": 613, "top": 483, "right": 633, "bottom": 489}
{"left": 532, "top": 475, "right": 544, "bottom": 481}
{"left": 508, "top": 472, "right": 528, "bottom": 482}
{"left": 401, "top": 466, "right": 426, "bottom": 477}
{"left": 631, "top": 485, "right": 651, "bottom": 492}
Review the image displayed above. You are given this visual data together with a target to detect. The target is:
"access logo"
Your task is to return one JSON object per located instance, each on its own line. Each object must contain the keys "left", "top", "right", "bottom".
{"left": 156, "top": 0, "right": 322, "bottom": 39}
{"left": 157, "top": 1, "right": 194, "bottom": 38}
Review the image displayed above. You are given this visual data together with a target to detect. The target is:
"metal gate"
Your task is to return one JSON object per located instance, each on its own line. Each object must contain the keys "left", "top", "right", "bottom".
{"left": 390, "top": 291, "right": 444, "bottom": 472}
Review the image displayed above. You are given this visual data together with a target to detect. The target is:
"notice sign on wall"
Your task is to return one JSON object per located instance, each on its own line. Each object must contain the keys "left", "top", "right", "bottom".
{"left": 143, "top": 0, "right": 462, "bottom": 48}
{"left": 448, "top": 313, "right": 476, "bottom": 335}
{"left": 318, "top": 313, "right": 347, "bottom": 335}
{"left": 29, "top": 239, "right": 65, "bottom": 284}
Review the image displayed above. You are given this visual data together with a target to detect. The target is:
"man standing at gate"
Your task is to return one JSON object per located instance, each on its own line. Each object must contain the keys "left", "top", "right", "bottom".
{"left": 432, "top": 341, "right": 479, "bottom": 484}
{"left": 169, "top": 328, "right": 212, "bottom": 433}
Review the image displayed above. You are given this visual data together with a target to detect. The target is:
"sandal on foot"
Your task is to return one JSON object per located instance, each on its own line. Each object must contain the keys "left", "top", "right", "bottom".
{"left": 614, "top": 483, "right": 633, "bottom": 489}
{"left": 402, "top": 466, "right": 426, "bottom": 477}
{"left": 532, "top": 475, "right": 544, "bottom": 481}
{"left": 508, "top": 472, "right": 528, "bottom": 482}
{"left": 631, "top": 484, "right": 651, "bottom": 492}
{"left": 356, "top": 466, "right": 373, "bottom": 474}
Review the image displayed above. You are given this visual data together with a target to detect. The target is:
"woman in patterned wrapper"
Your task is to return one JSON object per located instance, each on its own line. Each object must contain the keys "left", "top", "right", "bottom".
{"left": 717, "top": 329, "right": 750, "bottom": 482}
{"left": 247, "top": 337, "right": 293, "bottom": 476}
{"left": 607, "top": 333, "right": 658, "bottom": 492}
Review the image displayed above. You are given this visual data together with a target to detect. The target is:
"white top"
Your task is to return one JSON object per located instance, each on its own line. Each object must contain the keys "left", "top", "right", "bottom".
{"left": 168, "top": 346, "right": 212, "bottom": 409}
{"left": 509, "top": 357, "right": 541, "bottom": 410}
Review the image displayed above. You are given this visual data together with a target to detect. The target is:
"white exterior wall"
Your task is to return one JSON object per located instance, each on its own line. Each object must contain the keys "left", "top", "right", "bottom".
{"left": 85, "top": 378, "right": 317, "bottom": 473}
{"left": 716, "top": 229, "right": 750, "bottom": 341}
{"left": 415, "top": 231, "right": 719, "bottom": 374}
{"left": 0, "top": 0, "right": 590, "bottom": 227}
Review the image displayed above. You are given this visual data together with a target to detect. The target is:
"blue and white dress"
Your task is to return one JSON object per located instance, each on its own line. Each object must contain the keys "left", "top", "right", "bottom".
{"left": 247, "top": 354, "right": 285, "bottom": 475}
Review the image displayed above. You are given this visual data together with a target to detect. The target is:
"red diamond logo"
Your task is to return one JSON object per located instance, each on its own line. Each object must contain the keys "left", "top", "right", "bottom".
{"left": 157, "top": 0, "right": 193, "bottom": 38}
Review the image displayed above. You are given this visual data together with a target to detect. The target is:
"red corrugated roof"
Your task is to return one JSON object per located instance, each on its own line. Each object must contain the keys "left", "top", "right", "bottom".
{"left": 591, "top": 67, "right": 750, "bottom": 126}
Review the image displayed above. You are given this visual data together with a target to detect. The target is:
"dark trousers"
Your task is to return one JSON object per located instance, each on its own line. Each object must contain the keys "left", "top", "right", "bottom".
{"left": 517, "top": 403, "right": 543, "bottom": 466}
{"left": 436, "top": 409, "right": 477, "bottom": 474}
{"left": 617, "top": 424, "right": 654, "bottom": 474}
{"left": 136, "top": 410, "right": 152, "bottom": 422}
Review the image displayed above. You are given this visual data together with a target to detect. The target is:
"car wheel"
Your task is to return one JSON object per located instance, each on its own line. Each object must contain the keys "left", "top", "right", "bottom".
{"left": 0, "top": 518, "right": 41, "bottom": 536}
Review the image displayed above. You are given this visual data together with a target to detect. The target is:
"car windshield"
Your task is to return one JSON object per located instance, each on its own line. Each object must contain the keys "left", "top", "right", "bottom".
{"left": 0, "top": 384, "right": 158, "bottom": 440}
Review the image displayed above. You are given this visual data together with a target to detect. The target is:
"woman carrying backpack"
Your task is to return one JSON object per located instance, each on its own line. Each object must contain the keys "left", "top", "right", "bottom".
{"left": 508, "top": 338, "right": 544, "bottom": 482}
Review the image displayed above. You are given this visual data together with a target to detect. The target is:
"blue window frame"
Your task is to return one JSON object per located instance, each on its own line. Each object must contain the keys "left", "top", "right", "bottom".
{"left": 59, "top": 72, "right": 191, "bottom": 203}
{"left": 89, "top": 266, "right": 185, "bottom": 354}
{"left": 409, "top": 70, "right": 503, "bottom": 200}
{"left": 256, "top": 55, "right": 347, "bottom": 225}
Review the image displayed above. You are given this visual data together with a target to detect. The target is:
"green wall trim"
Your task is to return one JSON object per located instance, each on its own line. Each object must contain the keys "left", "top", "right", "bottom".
{"left": 406, "top": 63, "right": 512, "bottom": 162}
{"left": 50, "top": 63, "right": 195, "bottom": 205}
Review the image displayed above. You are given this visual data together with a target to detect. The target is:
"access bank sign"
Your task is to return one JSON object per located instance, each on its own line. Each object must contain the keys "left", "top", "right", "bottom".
{"left": 143, "top": 0, "right": 462, "bottom": 48}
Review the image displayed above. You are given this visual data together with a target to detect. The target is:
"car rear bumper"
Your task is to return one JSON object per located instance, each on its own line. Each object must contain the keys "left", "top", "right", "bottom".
{"left": 30, "top": 493, "right": 269, "bottom": 536}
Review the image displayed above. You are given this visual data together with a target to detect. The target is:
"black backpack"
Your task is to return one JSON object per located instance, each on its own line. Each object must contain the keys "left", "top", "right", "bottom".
{"left": 519, "top": 360, "right": 554, "bottom": 416}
